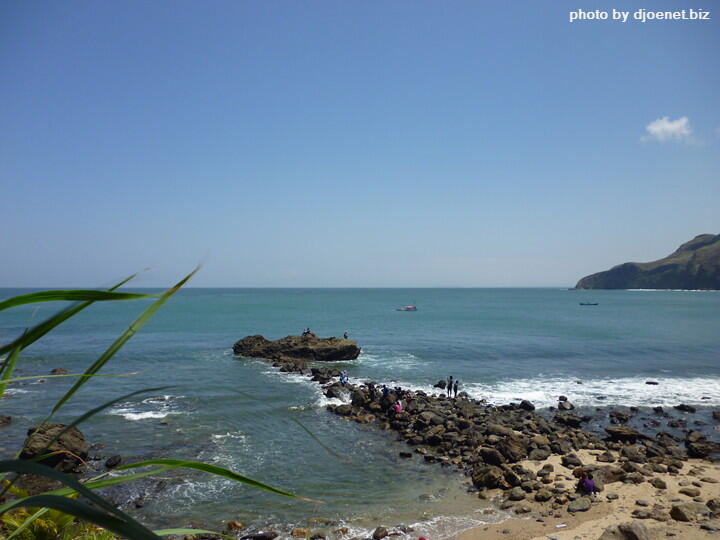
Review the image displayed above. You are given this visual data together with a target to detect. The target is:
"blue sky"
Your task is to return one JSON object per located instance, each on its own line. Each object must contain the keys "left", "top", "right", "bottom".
{"left": 1, "top": 0, "right": 718, "bottom": 287}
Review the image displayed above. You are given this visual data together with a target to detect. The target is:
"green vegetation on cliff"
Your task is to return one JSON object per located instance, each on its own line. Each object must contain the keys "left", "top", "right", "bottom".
{"left": 575, "top": 234, "right": 720, "bottom": 290}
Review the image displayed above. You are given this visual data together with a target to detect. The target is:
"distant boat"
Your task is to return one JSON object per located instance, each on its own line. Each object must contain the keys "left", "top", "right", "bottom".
{"left": 396, "top": 305, "right": 418, "bottom": 311}
{"left": 579, "top": 302, "right": 599, "bottom": 306}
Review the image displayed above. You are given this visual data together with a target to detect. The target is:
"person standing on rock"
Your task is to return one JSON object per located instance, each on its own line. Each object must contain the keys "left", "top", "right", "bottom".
{"left": 447, "top": 375, "right": 453, "bottom": 395}
{"left": 343, "top": 331, "right": 348, "bottom": 339}
{"left": 453, "top": 380, "right": 459, "bottom": 398}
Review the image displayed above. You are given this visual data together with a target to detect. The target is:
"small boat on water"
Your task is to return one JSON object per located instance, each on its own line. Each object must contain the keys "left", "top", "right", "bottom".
{"left": 396, "top": 305, "right": 418, "bottom": 311}
{"left": 579, "top": 302, "right": 599, "bottom": 306}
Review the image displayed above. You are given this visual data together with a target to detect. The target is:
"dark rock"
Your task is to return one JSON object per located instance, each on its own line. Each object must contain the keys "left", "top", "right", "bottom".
{"left": 434, "top": 380, "right": 447, "bottom": 389}
{"left": 480, "top": 447, "right": 506, "bottom": 466}
{"left": 645, "top": 381, "right": 658, "bottom": 385}
{"left": 679, "top": 487, "right": 701, "bottom": 497}
{"left": 233, "top": 334, "right": 360, "bottom": 363}
{"left": 675, "top": 404, "right": 697, "bottom": 413}
{"left": 528, "top": 448, "right": 551, "bottom": 461}
{"left": 557, "top": 401, "right": 574, "bottom": 411}
{"left": 670, "top": 502, "right": 708, "bottom": 522}
{"left": 568, "top": 497, "right": 591, "bottom": 512}
{"left": 609, "top": 410, "right": 632, "bottom": 424}
{"left": 561, "top": 454, "right": 583, "bottom": 468}
{"left": 650, "top": 478, "right": 667, "bottom": 489}
{"left": 372, "top": 527, "right": 388, "bottom": 540}
{"left": 554, "top": 414, "right": 583, "bottom": 428}
{"left": 19, "top": 424, "right": 88, "bottom": 472}
{"left": 472, "top": 465, "right": 507, "bottom": 489}
{"left": 507, "top": 487, "right": 526, "bottom": 501}
{"left": 519, "top": 400, "right": 535, "bottom": 411}
{"left": 0, "top": 415, "right": 11, "bottom": 428}
{"left": 496, "top": 437, "right": 528, "bottom": 463}
{"left": 240, "top": 533, "right": 278, "bottom": 540}
{"left": 534, "top": 489, "right": 552, "bottom": 502}
{"left": 687, "top": 440, "right": 720, "bottom": 458}
{"left": 558, "top": 395, "right": 568, "bottom": 402}
{"left": 605, "top": 426, "right": 643, "bottom": 443}
{"left": 105, "top": 455, "right": 122, "bottom": 469}
{"left": 597, "top": 521, "right": 652, "bottom": 540}
{"left": 50, "top": 368, "right": 68, "bottom": 374}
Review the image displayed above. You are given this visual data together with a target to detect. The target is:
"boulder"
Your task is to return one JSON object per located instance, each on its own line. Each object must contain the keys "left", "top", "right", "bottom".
{"left": 471, "top": 465, "right": 507, "bottom": 489}
{"left": 497, "top": 437, "right": 528, "bottom": 463}
{"left": 597, "top": 521, "right": 652, "bottom": 540}
{"left": 674, "top": 404, "right": 697, "bottom": 413}
{"left": 605, "top": 426, "right": 644, "bottom": 443}
{"left": 105, "top": 455, "right": 122, "bottom": 469}
{"left": 372, "top": 526, "right": 388, "bottom": 540}
{"left": 670, "top": 502, "right": 708, "bottom": 522}
{"left": 687, "top": 440, "right": 720, "bottom": 458}
{"left": 19, "top": 424, "right": 88, "bottom": 472}
{"left": 519, "top": 400, "right": 535, "bottom": 411}
{"left": 233, "top": 334, "right": 360, "bottom": 363}
{"left": 567, "top": 497, "right": 591, "bottom": 512}
{"left": 0, "top": 415, "right": 11, "bottom": 428}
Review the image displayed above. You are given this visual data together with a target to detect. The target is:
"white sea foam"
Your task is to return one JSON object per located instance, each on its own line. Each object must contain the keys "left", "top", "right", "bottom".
{"left": 462, "top": 376, "right": 720, "bottom": 408}
{"left": 211, "top": 431, "right": 247, "bottom": 441}
{"left": 407, "top": 512, "right": 499, "bottom": 539}
{"left": 358, "top": 351, "right": 421, "bottom": 371}
{"left": 107, "top": 394, "right": 185, "bottom": 421}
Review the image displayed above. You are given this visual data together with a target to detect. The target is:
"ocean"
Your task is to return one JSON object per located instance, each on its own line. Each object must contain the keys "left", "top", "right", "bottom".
{"left": 1, "top": 287, "right": 719, "bottom": 538}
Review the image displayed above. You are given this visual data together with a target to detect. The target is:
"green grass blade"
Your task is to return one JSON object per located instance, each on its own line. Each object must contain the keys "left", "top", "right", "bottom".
{"left": 42, "top": 467, "right": 172, "bottom": 497}
{"left": 117, "top": 458, "right": 321, "bottom": 503}
{"left": 0, "top": 459, "right": 156, "bottom": 538}
{"left": 0, "top": 273, "right": 138, "bottom": 358}
{"left": 0, "top": 460, "right": 162, "bottom": 539}
{"left": 0, "top": 495, "right": 161, "bottom": 540}
{"left": 49, "top": 268, "right": 198, "bottom": 418}
{"left": 6, "top": 507, "right": 49, "bottom": 539}
{"left": 0, "top": 342, "right": 22, "bottom": 400}
{"left": 0, "top": 290, "right": 155, "bottom": 312}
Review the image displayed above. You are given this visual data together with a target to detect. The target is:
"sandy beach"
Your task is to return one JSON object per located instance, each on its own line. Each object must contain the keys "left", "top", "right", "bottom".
{"left": 455, "top": 449, "right": 720, "bottom": 540}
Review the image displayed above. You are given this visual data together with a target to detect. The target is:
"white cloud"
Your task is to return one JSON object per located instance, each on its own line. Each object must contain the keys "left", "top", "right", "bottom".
{"left": 641, "top": 116, "right": 692, "bottom": 142}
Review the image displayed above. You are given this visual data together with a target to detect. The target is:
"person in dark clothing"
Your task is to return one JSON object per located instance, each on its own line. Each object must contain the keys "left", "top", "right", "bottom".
{"left": 576, "top": 471, "right": 597, "bottom": 495}
{"left": 453, "top": 380, "right": 459, "bottom": 398}
{"left": 447, "top": 376, "right": 453, "bottom": 395}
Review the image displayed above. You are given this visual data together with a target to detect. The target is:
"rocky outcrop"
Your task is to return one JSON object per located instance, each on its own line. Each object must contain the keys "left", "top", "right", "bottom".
{"left": 575, "top": 233, "right": 720, "bottom": 290}
{"left": 233, "top": 334, "right": 361, "bottom": 365}
{"left": 19, "top": 423, "right": 88, "bottom": 472}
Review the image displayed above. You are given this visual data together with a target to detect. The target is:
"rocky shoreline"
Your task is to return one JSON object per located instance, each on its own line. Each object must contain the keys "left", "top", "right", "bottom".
{"left": 230, "top": 335, "right": 720, "bottom": 540}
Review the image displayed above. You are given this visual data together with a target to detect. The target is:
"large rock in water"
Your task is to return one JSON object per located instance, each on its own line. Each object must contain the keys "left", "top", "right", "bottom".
{"left": 575, "top": 233, "right": 720, "bottom": 290}
{"left": 19, "top": 424, "right": 88, "bottom": 472}
{"left": 233, "top": 334, "right": 361, "bottom": 362}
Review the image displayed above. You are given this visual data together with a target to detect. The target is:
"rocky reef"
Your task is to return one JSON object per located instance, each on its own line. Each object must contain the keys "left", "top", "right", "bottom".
{"left": 232, "top": 334, "right": 361, "bottom": 367}
{"left": 576, "top": 233, "right": 720, "bottom": 290}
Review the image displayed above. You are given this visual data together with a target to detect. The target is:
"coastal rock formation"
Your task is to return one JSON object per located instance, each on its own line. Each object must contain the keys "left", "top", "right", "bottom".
{"left": 233, "top": 334, "right": 360, "bottom": 364}
{"left": 19, "top": 423, "right": 88, "bottom": 472}
{"left": 575, "top": 233, "right": 720, "bottom": 290}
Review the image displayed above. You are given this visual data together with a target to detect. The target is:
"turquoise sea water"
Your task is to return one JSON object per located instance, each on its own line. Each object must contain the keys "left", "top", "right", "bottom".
{"left": 1, "top": 288, "right": 719, "bottom": 538}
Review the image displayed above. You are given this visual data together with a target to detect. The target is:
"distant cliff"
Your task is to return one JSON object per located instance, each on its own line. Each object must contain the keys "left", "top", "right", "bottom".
{"left": 575, "top": 234, "right": 720, "bottom": 290}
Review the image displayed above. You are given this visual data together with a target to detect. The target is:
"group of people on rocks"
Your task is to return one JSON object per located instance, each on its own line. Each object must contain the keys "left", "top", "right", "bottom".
{"left": 446, "top": 375, "right": 460, "bottom": 398}
{"left": 301, "top": 328, "right": 350, "bottom": 339}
